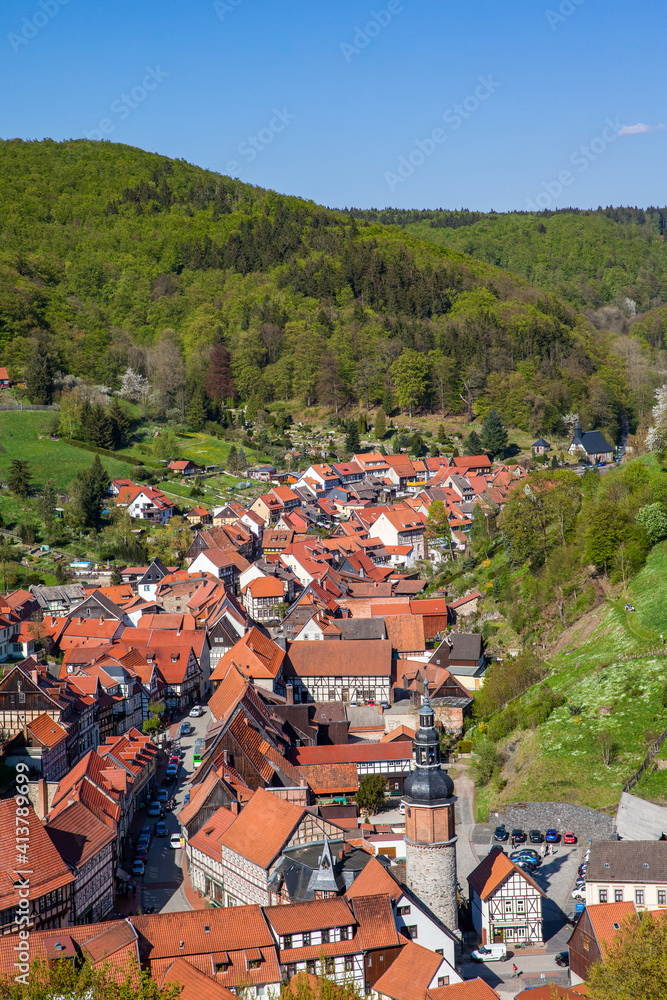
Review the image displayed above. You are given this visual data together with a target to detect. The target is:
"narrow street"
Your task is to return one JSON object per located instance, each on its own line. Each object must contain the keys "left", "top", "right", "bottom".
{"left": 137, "top": 707, "right": 211, "bottom": 914}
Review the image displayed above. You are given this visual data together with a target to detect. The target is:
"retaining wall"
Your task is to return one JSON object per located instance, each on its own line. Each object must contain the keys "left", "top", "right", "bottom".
{"left": 489, "top": 801, "right": 614, "bottom": 842}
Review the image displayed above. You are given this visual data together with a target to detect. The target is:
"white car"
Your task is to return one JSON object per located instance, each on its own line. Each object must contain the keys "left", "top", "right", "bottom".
{"left": 170, "top": 833, "right": 183, "bottom": 849}
{"left": 189, "top": 705, "right": 203, "bottom": 718}
{"left": 572, "top": 888, "right": 586, "bottom": 900}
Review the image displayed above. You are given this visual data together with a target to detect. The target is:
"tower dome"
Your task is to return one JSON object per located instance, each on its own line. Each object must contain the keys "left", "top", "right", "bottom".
{"left": 403, "top": 694, "right": 454, "bottom": 803}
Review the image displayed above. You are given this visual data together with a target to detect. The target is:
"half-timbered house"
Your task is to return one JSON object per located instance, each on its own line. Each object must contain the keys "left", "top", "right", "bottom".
{"left": 467, "top": 846, "right": 545, "bottom": 946}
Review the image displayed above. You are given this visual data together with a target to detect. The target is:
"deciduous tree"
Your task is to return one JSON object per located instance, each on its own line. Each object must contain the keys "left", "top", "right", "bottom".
{"left": 390, "top": 349, "right": 430, "bottom": 417}
{"left": 588, "top": 910, "right": 667, "bottom": 1000}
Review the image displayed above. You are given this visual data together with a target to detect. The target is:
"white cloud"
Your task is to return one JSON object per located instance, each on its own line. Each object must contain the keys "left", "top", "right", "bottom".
{"left": 618, "top": 123, "right": 665, "bottom": 136}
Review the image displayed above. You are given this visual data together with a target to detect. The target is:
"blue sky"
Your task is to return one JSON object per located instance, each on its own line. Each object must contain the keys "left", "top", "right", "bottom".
{"left": 1, "top": 0, "right": 665, "bottom": 211}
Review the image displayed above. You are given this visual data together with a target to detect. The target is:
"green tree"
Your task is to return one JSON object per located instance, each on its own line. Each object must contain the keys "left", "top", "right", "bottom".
{"left": 345, "top": 422, "right": 360, "bottom": 453}
{"left": 390, "top": 349, "right": 430, "bottom": 417}
{"left": 480, "top": 409, "right": 508, "bottom": 458}
{"left": 636, "top": 503, "right": 667, "bottom": 544}
{"left": 7, "top": 459, "right": 32, "bottom": 498}
{"left": 107, "top": 398, "right": 131, "bottom": 449}
{"left": 374, "top": 408, "right": 387, "bottom": 440}
{"left": 381, "top": 385, "right": 394, "bottom": 416}
{"left": 356, "top": 774, "right": 386, "bottom": 815}
{"left": 110, "top": 564, "right": 122, "bottom": 585}
{"left": 588, "top": 910, "right": 667, "bottom": 1000}
{"left": 471, "top": 738, "right": 504, "bottom": 786}
{"left": 465, "top": 429, "right": 483, "bottom": 455}
{"left": 425, "top": 500, "right": 452, "bottom": 551}
{"left": 24, "top": 343, "right": 53, "bottom": 404}
{"left": 68, "top": 455, "right": 109, "bottom": 530}
{"left": 186, "top": 390, "right": 207, "bottom": 431}
{"left": 585, "top": 500, "right": 636, "bottom": 573}
{"left": 0, "top": 957, "right": 182, "bottom": 1000}
{"left": 35, "top": 478, "right": 57, "bottom": 532}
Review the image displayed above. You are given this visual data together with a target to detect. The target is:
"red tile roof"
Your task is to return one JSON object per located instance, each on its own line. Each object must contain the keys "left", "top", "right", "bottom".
{"left": 586, "top": 900, "right": 637, "bottom": 957}
{"left": 373, "top": 938, "right": 442, "bottom": 1000}
{"left": 345, "top": 856, "right": 402, "bottom": 902}
{"left": 296, "top": 763, "right": 359, "bottom": 795}
{"left": 467, "top": 846, "right": 545, "bottom": 901}
{"left": 219, "top": 788, "right": 304, "bottom": 869}
{"left": 265, "top": 896, "right": 354, "bottom": 934}
{"left": 26, "top": 712, "right": 68, "bottom": 748}
{"left": 293, "top": 743, "right": 412, "bottom": 766}
{"left": 285, "top": 639, "right": 392, "bottom": 678}
{"left": 161, "top": 958, "right": 238, "bottom": 1000}
{"left": 210, "top": 628, "right": 285, "bottom": 684}
{"left": 427, "top": 981, "right": 500, "bottom": 1000}
{"left": 350, "top": 893, "right": 400, "bottom": 949}
{"left": 0, "top": 800, "right": 75, "bottom": 911}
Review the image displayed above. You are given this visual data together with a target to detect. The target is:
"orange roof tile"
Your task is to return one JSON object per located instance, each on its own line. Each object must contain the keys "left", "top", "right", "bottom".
{"left": 373, "top": 938, "right": 442, "bottom": 1000}
{"left": 467, "top": 846, "right": 545, "bottom": 901}
{"left": 427, "top": 981, "right": 500, "bottom": 1000}
{"left": 296, "top": 763, "right": 359, "bottom": 795}
{"left": 161, "top": 958, "right": 238, "bottom": 1000}
{"left": 265, "top": 897, "right": 353, "bottom": 935}
{"left": 0, "top": 800, "right": 75, "bottom": 911}
{"left": 26, "top": 712, "right": 68, "bottom": 748}
{"left": 586, "top": 900, "right": 637, "bottom": 957}
{"left": 219, "top": 788, "right": 304, "bottom": 869}
{"left": 345, "top": 856, "right": 402, "bottom": 902}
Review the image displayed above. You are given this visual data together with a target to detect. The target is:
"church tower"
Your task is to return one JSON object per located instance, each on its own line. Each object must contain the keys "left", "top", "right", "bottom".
{"left": 403, "top": 694, "right": 458, "bottom": 933}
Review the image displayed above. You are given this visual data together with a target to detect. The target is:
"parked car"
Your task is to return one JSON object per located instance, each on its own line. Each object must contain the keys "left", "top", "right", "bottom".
{"left": 494, "top": 825, "right": 509, "bottom": 842}
{"left": 135, "top": 846, "right": 148, "bottom": 862}
{"left": 132, "top": 860, "right": 145, "bottom": 877}
{"left": 189, "top": 705, "right": 203, "bottom": 718}
{"left": 510, "top": 848, "right": 539, "bottom": 861}
{"left": 180, "top": 722, "right": 193, "bottom": 737}
{"left": 170, "top": 833, "right": 183, "bottom": 849}
{"left": 471, "top": 944, "right": 507, "bottom": 963}
{"left": 169, "top": 755, "right": 179, "bottom": 765}
{"left": 140, "top": 823, "right": 151, "bottom": 837}
{"left": 137, "top": 836, "right": 151, "bottom": 852}
{"left": 165, "top": 764, "right": 178, "bottom": 779}
{"left": 555, "top": 951, "right": 569, "bottom": 967}
{"left": 563, "top": 831, "right": 577, "bottom": 845}
{"left": 517, "top": 862, "right": 538, "bottom": 874}
{"left": 545, "top": 829, "right": 559, "bottom": 842}
{"left": 399, "top": 802, "right": 405, "bottom": 815}
{"left": 184, "top": 791, "right": 190, "bottom": 805}
{"left": 157, "top": 789, "right": 169, "bottom": 803}
{"left": 529, "top": 830, "right": 544, "bottom": 843}
{"left": 147, "top": 801, "right": 161, "bottom": 817}
{"left": 155, "top": 821, "right": 168, "bottom": 837}
{"left": 511, "top": 829, "right": 527, "bottom": 843}
{"left": 572, "top": 888, "right": 586, "bottom": 900}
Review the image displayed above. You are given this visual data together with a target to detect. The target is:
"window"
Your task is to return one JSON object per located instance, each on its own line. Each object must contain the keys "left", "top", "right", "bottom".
{"left": 339, "top": 926, "right": 349, "bottom": 941}
{"left": 397, "top": 906, "right": 411, "bottom": 916}
{"left": 636, "top": 890, "right": 645, "bottom": 906}
{"left": 615, "top": 889, "right": 623, "bottom": 902}
{"left": 405, "top": 926, "right": 418, "bottom": 940}
{"left": 306, "top": 962, "right": 316, "bottom": 975}
{"left": 321, "top": 929, "right": 329, "bottom": 944}
{"left": 285, "top": 964, "right": 296, "bottom": 978}
{"left": 583, "top": 935, "right": 590, "bottom": 952}
{"left": 437, "top": 978, "right": 449, "bottom": 988}
{"left": 516, "top": 899, "right": 525, "bottom": 914}
{"left": 659, "top": 890, "right": 666, "bottom": 906}
{"left": 505, "top": 900, "right": 513, "bottom": 914}
{"left": 599, "top": 890, "right": 608, "bottom": 903}
{"left": 18, "top": 692, "right": 25, "bottom": 704}
{"left": 302, "top": 932, "right": 311, "bottom": 947}
{"left": 247, "top": 960, "right": 261, "bottom": 970}
{"left": 325, "top": 958, "right": 334, "bottom": 974}
{"left": 283, "top": 935, "right": 292, "bottom": 949}
{"left": 214, "top": 962, "right": 229, "bottom": 973}
{"left": 345, "top": 957, "right": 354, "bottom": 972}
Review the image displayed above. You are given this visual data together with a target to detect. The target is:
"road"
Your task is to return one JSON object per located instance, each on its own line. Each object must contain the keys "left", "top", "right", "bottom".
{"left": 138, "top": 706, "right": 211, "bottom": 914}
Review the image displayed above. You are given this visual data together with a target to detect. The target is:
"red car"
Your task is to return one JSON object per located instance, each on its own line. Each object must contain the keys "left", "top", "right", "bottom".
{"left": 563, "top": 831, "right": 577, "bottom": 845}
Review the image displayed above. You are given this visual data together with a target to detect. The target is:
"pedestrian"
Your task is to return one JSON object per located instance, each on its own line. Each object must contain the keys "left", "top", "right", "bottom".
{"left": 512, "top": 964, "right": 518, "bottom": 978}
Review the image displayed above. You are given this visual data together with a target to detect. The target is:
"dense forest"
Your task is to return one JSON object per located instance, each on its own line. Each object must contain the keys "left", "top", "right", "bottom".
{"left": 347, "top": 206, "right": 667, "bottom": 315}
{"left": 1, "top": 139, "right": 666, "bottom": 442}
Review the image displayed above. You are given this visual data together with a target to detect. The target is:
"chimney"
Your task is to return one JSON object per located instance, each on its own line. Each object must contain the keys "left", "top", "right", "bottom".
{"left": 286, "top": 679, "right": 294, "bottom": 706}
{"left": 30, "top": 670, "right": 39, "bottom": 685}
{"left": 36, "top": 778, "right": 48, "bottom": 819}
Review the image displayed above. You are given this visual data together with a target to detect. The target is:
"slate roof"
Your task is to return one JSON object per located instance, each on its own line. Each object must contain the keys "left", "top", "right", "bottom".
{"left": 586, "top": 840, "right": 667, "bottom": 883}
{"left": 571, "top": 423, "right": 613, "bottom": 455}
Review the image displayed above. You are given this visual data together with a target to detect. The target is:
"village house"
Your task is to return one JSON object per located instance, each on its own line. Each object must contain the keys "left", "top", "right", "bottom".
{"left": 584, "top": 840, "right": 667, "bottom": 910}
{"left": 292, "top": 742, "right": 413, "bottom": 797}
{"left": 242, "top": 576, "right": 285, "bottom": 623}
{"left": 115, "top": 484, "right": 174, "bottom": 523}
{"left": 168, "top": 459, "right": 200, "bottom": 476}
{"left": 372, "top": 509, "right": 427, "bottom": 567}
{"left": 567, "top": 900, "right": 637, "bottom": 985}
{"left": 0, "top": 798, "right": 75, "bottom": 935}
{"left": 468, "top": 846, "right": 545, "bottom": 946}
{"left": 4, "top": 713, "right": 70, "bottom": 781}
{"left": 45, "top": 798, "right": 116, "bottom": 925}
{"left": 568, "top": 421, "right": 614, "bottom": 464}
{"left": 283, "top": 639, "right": 393, "bottom": 705}
{"left": 428, "top": 634, "right": 486, "bottom": 691}
{"left": 210, "top": 628, "right": 285, "bottom": 696}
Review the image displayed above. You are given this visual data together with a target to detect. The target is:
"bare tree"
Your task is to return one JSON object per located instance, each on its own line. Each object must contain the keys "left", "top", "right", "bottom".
{"left": 146, "top": 331, "right": 186, "bottom": 410}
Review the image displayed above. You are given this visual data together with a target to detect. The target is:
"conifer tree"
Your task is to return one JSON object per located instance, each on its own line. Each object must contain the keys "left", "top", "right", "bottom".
{"left": 465, "top": 429, "right": 483, "bottom": 455}
{"left": 7, "top": 460, "right": 32, "bottom": 498}
{"left": 186, "top": 390, "right": 207, "bottom": 431}
{"left": 480, "top": 409, "right": 508, "bottom": 459}
{"left": 345, "top": 422, "right": 360, "bottom": 453}
{"left": 205, "top": 343, "right": 236, "bottom": 401}
{"left": 107, "top": 398, "right": 131, "bottom": 449}
{"left": 374, "top": 408, "right": 387, "bottom": 440}
{"left": 24, "top": 343, "right": 54, "bottom": 404}
{"left": 35, "top": 478, "right": 57, "bottom": 531}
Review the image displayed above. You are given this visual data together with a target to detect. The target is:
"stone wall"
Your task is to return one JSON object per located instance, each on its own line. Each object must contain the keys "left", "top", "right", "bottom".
{"left": 489, "top": 802, "right": 614, "bottom": 843}
{"left": 405, "top": 839, "right": 458, "bottom": 931}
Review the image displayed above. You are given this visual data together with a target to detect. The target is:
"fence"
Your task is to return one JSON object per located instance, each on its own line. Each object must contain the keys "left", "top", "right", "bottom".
{"left": 0, "top": 404, "right": 60, "bottom": 411}
{"left": 623, "top": 728, "right": 667, "bottom": 793}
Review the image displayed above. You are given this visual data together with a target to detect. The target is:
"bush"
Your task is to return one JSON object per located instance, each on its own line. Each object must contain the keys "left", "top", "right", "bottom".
{"left": 472, "top": 739, "right": 504, "bottom": 787}
{"left": 457, "top": 739, "right": 473, "bottom": 754}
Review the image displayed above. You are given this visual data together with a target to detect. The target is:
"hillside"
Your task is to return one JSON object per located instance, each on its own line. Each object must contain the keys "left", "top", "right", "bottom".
{"left": 350, "top": 206, "right": 667, "bottom": 314}
{"left": 0, "top": 138, "right": 650, "bottom": 442}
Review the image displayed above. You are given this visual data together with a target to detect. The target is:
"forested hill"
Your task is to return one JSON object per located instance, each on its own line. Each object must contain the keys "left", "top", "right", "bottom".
{"left": 347, "top": 207, "right": 667, "bottom": 313}
{"left": 0, "top": 138, "right": 654, "bottom": 439}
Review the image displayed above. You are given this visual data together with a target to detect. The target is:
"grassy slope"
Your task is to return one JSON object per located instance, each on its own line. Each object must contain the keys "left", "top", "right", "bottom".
{"left": 478, "top": 543, "right": 667, "bottom": 818}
